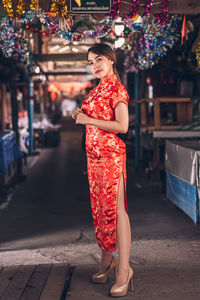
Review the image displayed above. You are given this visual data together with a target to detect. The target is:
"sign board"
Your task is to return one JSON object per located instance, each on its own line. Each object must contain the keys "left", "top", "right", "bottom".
{"left": 70, "top": 0, "right": 111, "bottom": 14}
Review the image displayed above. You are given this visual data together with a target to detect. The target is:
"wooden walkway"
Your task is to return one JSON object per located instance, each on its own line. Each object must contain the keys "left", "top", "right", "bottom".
{"left": 0, "top": 263, "right": 71, "bottom": 300}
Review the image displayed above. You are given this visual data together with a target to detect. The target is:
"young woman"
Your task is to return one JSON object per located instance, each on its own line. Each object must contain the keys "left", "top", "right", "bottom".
{"left": 72, "top": 43, "right": 133, "bottom": 297}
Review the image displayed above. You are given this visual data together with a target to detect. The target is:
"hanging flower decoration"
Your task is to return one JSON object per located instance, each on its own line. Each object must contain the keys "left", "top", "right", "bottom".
{"left": 50, "top": 0, "right": 70, "bottom": 19}
{"left": 128, "top": 0, "right": 140, "bottom": 18}
{"left": 50, "top": 0, "right": 60, "bottom": 16}
{"left": 16, "top": 0, "right": 26, "bottom": 19}
{"left": 143, "top": 0, "right": 154, "bottom": 17}
{"left": 108, "top": 0, "right": 121, "bottom": 19}
{"left": 195, "top": 41, "right": 200, "bottom": 68}
{"left": 123, "top": 15, "right": 180, "bottom": 73}
{"left": 2, "top": 0, "right": 14, "bottom": 19}
{"left": 155, "top": 0, "right": 170, "bottom": 25}
{"left": 30, "top": 0, "right": 39, "bottom": 11}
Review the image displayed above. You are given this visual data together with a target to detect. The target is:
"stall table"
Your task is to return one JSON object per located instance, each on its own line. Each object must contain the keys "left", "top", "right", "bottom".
{"left": 140, "top": 129, "right": 200, "bottom": 189}
{"left": 165, "top": 139, "right": 200, "bottom": 223}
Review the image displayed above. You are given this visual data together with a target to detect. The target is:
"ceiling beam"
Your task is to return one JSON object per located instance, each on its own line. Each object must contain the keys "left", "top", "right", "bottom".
{"left": 44, "top": 71, "right": 88, "bottom": 75}
{"left": 35, "top": 53, "right": 87, "bottom": 62}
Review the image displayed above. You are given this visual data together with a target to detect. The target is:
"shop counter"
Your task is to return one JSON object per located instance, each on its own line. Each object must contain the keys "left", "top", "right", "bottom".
{"left": 165, "top": 140, "right": 200, "bottom": 223}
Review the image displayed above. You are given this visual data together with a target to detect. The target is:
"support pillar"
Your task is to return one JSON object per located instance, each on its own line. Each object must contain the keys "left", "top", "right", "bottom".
{"left": 28, "top": 78, "right": 34, "bottom": 155}
{"left": 134, "top": 72, "right": 140, "bottom": 168}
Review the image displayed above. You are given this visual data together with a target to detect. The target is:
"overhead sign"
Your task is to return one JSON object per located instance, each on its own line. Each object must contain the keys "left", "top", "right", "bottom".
{"left": 70, "top": 0, "right": 111, "bottom": 14}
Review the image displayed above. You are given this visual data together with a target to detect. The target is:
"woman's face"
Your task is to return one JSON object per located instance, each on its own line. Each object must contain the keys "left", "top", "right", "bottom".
{"left": 88, "top": 52, "right": 114, "bottom": 79}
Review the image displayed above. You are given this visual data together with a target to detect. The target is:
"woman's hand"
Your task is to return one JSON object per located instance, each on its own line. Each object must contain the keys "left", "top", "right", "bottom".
{"left": 76, "top": 112, "right": 91, "bottom": 125}
{"left": 72, "top": 108, "right": 82, "bottom": 120}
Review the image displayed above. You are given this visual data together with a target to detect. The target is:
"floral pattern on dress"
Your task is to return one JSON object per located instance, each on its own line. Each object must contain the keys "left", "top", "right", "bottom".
{"left": 81, "top": 74, "right": 129, "bottom": 251}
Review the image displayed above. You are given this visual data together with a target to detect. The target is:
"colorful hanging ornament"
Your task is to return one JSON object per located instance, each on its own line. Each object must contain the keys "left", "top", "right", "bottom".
{"left": 143, "top": 0, "right": 154, "bottom": 17}
{"left": 123, "top": 15, "right": 180, "bottom": 72}
{"left": 155, "top": 0, "right": 170, "bottom": 26}
{"left": 0, "top": 17, "right": 34, "bottom": 72}
{"left": 132, "top": 14, "right": 139, "bottom": 21}
{"left": 69, "top": 16, "right": 114, "bottom": 42}
{"left": 192, "top": 31, "right": 200, "bottom": 53}
{"left": 128, "top": 0, "right": 140, "bottom": 18}
{"left": 60, "top": 2, "right": 70, "bottom": 20}
{"left": 16, "top": 0, "right": 26, "bottom": 19}
{"left": 108, "top": 0, "right": 121, "bottom": 19}
{"left": 30, "top": 0, "right": 39, "bottom": 11}
{"left": 195, "top": 41, "right": 200, "bottom": 68}
{"left": 50, "top": 0, "right": 59, "bottom": 15}
{"left": 23, "top": 10, "right": 60, "bottom": 36}
{"left": 2, "top": 0, "right": 14, "bottom": 19}
{"left": 181, "top": 16, "right": 188, "bottom": 45}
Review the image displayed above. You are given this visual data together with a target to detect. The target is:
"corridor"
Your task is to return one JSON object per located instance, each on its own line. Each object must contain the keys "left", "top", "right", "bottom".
{"left": 0, "top": 118, "right": 200, "bottom": 299}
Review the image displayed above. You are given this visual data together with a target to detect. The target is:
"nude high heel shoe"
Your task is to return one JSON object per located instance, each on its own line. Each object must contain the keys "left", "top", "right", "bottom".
{"left": 110, "top": 267, "right": 134, "bottom": 297}
{"left": 92, "top": 256, "right": 117, "bottom": 284}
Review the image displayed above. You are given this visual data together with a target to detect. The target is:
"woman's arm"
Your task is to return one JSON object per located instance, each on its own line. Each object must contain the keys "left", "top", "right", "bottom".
{"left": 76, "top": 102, "right": 129, "bottom": 134}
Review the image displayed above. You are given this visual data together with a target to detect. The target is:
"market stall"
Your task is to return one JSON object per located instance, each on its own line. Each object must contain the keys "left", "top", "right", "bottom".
{"left": 165, "top": 139, "right": 200, "bottom": 223}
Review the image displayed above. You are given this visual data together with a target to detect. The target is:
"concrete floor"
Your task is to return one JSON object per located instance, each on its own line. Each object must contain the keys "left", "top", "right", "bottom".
{"left": 0, "top": 118, "right": 200, "bottom": 299}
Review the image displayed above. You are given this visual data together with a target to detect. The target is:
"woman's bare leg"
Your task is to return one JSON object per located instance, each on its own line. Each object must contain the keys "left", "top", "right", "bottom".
{"left": 116, "top": 173, "right": 131, "bottom": 285}
{"left": 99, "top": 250, "right": 113, "bottom": 273}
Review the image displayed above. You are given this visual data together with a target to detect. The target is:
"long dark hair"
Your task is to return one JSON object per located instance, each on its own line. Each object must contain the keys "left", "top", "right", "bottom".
{"left": 87, "top": 43, "right": 121, "bottom": 82}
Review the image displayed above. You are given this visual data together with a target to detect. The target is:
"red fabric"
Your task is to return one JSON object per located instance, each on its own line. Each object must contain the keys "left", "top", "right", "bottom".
{"left": 81, "top": 74, "right": 129, "bottom": 251}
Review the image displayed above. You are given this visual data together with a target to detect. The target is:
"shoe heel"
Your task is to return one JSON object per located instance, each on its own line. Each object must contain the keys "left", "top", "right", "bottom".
{"left": 129, "top": 276, "right": 134, "bottom": 292}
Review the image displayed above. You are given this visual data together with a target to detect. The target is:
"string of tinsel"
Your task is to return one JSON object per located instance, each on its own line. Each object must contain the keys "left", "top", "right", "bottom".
{"left": 0, "top": 17, "right": 34, "bottom": 72}
{"left": 0, "top": 8, "right": 177, "bottom": 45}
{"left": 123, "top": 15, "right": 180, "bottom": 73}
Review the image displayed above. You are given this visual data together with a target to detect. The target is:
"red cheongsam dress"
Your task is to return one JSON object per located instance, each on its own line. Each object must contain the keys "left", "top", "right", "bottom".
{"left": 81, "top": 74, "right": 129, "bottom": 252}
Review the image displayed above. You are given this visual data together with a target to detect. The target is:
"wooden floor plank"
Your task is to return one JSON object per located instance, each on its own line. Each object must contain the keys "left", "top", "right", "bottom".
{"left": 1, "top": 265, "right": 36, "bottom": 300}
{"left": 0, "top": 266, "right": 20, "bottom": 298}
{"left": 40, "top": 263, "right": 70, "bottom": 300}
{"left": 20, "top": 264, "right": 52, "bottom": 300}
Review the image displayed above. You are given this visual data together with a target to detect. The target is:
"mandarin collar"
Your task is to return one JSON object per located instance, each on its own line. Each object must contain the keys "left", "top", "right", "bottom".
{"left": 99, "top": 74, "right": 117, "bottom": 85}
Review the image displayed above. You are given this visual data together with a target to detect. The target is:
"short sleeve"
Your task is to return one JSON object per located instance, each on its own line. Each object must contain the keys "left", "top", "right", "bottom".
{"left": 110, "top": 82, "right": 129, "bottom": 109}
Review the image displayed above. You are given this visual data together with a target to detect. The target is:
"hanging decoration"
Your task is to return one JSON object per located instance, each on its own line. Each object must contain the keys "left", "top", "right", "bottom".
{"left": 123, "top": 15, "right": 180, "bottom": 73}
{"left": 128, "top": 0, "right": 139, "bottom": 18}
{"left": 0, "top": 0, "right": 179, "bottom": 73}
{"left": 143, "top": 0, "right": 154, "bottom": 17}
{"left": 108, "top": 0, "right": 121, "bottom": 19}
{"left": 16, "top": 0, "right": 26, "bottom": 19}
{"left": 2, "top": 0, "right": 14, "bottom": 19}
{"left": 30, "top": 0, "right": 39, "bottom": 10}
{"left": 155, "top": 0, "right": 170, "bottom": 25}
{"left": 181, "top": 15, "right": 188, "bottom": 45}
{"left": 195, "top": 42, "right": 200, "bottom": 68}
{"left": 0, "top": 17, "right": 34, "bottom": 72}
{"left": 21, "top": 10, "right": 59, "bottom": 34}
{"left": 50, "top": 0, "right": 70, "bottom": 19}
